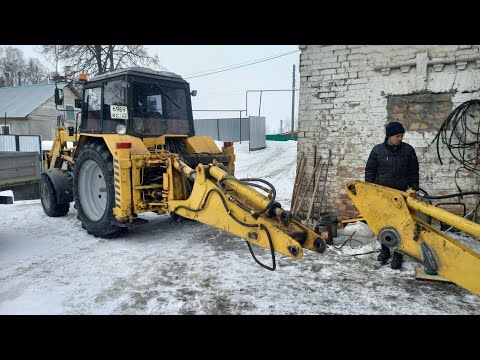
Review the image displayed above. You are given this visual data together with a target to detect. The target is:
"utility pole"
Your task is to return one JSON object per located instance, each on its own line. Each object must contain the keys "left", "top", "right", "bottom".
{"left": 291, "top": 64, "right": 295, "bottom": 139}
{"left": 258, "top": 91, "right": 263, "bottom": 116}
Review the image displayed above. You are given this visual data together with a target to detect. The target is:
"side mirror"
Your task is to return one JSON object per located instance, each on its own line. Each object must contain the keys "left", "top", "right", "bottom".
{"left": 54, "top": 88, "right": 64, "bottom": 106}
{"left": 74, "top": 98, "right": 82, "bottom": 108}
{"left": 190, "top": 90, "right": 197, "bottom": 97}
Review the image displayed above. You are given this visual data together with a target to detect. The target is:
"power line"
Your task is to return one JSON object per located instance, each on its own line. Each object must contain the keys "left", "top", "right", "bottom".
{"left": 184, "top": 50, "right": 299, "bottom": 79}
{"left": 184, "top": 50, "right": 298, "bottom": 76}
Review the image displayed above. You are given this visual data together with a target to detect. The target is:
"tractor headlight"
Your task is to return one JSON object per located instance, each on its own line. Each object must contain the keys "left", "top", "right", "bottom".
{"left": 116, "top": 124, "right": 127, "bottom": 135}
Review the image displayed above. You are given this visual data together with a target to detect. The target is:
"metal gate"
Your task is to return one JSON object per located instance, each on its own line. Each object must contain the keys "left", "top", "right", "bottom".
{"left": 0, "top": 134, "right": 43, "bottom": 170}
{"left": 194, "top": 116, "right": 266, "bottom": 149}
{"left": 248, "top": 116, "right": 266, "bottom": 151}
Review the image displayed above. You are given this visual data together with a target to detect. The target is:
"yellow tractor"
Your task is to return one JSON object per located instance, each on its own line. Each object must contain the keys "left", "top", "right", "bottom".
{"left": 40, "top": 67, "right": 326, "bottom": 270}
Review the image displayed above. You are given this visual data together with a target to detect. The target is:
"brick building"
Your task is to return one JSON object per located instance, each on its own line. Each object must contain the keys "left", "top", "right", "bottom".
{"left": 297, "top": 45, "right": 480, "bottom": 220}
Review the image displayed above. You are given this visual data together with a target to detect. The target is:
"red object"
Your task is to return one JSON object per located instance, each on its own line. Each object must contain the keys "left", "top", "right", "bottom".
{"left": 223, "top": 142, "right": 233, "bottom": 148}
{"left": 116, "top": 142, "right": 132, "bottom": 149}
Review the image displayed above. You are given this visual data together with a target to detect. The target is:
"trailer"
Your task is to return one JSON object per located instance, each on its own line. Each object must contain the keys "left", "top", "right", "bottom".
{"left": 0, "top": 151, "right": 41, "bottom": 203}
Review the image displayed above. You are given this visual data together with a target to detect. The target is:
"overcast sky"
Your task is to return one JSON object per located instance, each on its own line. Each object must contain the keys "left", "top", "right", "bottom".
{"left": 13, "top": 45, "right": 300, "bottom": 134}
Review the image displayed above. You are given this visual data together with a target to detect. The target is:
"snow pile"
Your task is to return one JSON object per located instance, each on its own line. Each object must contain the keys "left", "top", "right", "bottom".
{"left": 216, "top": 140, "right": 297, "bottom": 210}
{"left": 42, "top": 140, "right": 53, "bottom": 151}
{"left": 42, "top": 140, "right": 73, "bottom": 151}
{"left": 341, "top": 221, "right": 374, "bottom": 238}
{"left": 0, "top": 190, "right": 13, "bottom": 199}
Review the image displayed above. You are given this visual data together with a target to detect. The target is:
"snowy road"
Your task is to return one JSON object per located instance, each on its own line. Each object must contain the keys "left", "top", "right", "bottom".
{"left": 1, "top": 141, "right": 479, "bottom": 314}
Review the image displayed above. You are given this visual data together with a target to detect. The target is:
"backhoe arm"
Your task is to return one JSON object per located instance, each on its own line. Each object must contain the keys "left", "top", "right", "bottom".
{"left": 166, "top": 158, "right": 326, "bottom": 268}
{"left": 346, "top": 180, "right": 480, "bottom": 296}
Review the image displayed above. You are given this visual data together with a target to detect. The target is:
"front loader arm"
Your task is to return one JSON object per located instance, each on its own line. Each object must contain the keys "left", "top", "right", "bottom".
{"left": 45, "top": 126, "right": 77, "bottom": 170}
{"left": 166, "top": 158, "right": 326, "bottom": 267}
{"left": 345, "top": 180, "right": 480, "bottom": 296}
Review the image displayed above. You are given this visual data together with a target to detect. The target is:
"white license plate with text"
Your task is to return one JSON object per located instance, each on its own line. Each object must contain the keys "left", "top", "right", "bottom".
{"left": 110, "top": 105, "right": 128, "bottom": 119}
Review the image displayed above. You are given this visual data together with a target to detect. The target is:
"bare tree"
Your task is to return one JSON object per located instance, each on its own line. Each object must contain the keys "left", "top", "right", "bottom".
{"left": 0, "top": 46, "right": 26, "bottom": 86}
{"left": 41, "top": 45, "right": 163, "bottom": 78}
{"left": 23, "top": 58, "right": 49, "bottom": 85}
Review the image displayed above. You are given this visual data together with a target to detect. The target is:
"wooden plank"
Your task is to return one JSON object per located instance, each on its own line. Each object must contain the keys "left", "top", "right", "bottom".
{"left": 291, "top": 153, "right": 306, "bottom": 211}
{"left": 340, "top": 217, "right": 365, "bottom": 224}
{"left": 293, "top": 155, "right": 322, "bottom": 215}
{"left": 305, "top": 162, "right": 324, "bottom": 223}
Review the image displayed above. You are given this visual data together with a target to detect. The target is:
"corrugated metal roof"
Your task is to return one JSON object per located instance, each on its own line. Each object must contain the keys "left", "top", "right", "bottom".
{"left": 0, "top": 83, "right": 68, "bottom": 118}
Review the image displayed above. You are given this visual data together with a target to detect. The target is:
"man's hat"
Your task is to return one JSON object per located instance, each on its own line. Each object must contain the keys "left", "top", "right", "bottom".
{"left": 386, "top": 121, "right": 405, "bottom": 137}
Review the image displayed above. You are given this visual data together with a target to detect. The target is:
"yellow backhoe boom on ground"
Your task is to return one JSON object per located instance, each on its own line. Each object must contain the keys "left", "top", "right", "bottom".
{"left": 346, "top": 180, "right": 480, "bottom": 296}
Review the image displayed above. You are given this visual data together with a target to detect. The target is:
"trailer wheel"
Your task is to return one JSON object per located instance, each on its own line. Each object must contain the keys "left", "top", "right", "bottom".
{"left": 73, "top": 142, "right": 125, "bottom": 238}
{"left": 40, "top": 173, "right": 70, "bottom": 217}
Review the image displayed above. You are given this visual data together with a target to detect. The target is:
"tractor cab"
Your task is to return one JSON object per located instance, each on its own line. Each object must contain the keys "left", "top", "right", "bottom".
{"left": 75, "top": 67, "right": 195, "bottom": 138}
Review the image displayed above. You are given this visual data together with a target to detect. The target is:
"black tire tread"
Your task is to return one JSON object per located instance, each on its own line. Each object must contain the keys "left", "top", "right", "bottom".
{"left": 73, "top": 141, "right": 125, "bottom": 238}
{"left": 40, "top": 173, "right": 70, "bottom": 217}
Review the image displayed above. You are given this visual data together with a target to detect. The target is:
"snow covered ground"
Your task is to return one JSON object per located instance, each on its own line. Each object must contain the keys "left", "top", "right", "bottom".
{"left": 1, "top": 140, "right": 479, "bottom": 314}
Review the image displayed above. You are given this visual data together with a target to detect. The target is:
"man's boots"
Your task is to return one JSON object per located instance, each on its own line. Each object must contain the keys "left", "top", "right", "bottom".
{"left": 391, "top": 251, "right": 403, "bottom": 270}
{"left": 377, "top": 244, "right": 391, "bottom": 264}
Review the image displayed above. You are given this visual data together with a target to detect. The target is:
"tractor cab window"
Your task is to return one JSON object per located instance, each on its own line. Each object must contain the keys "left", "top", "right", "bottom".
{"left": 83, "top": 87, "right": 102, "bottom": 131}
{"left": 132, "top": 80, "right": 190, "bottom": 136}
{"left": 103, "top": 80, "right": 128, "bottom": 133}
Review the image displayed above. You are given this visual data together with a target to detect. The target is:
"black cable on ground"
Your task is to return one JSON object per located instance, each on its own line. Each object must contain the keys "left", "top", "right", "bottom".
{"left": 331, "top": 231, "right": 358, "bottom": 252}
{"left": 350, "top": 250, "right": 380, "bottom": 257}
{"left": 332, "top": 231, "right": 382, "bottom": 257}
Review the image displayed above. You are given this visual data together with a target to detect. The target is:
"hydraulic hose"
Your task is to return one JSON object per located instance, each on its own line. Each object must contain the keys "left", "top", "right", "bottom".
{"left": 421, "top": 191, "right": 480, "bottom": 200}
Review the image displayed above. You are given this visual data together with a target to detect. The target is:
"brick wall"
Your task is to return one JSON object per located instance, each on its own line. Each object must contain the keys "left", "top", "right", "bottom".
{"left": 297, "top": 45, "right": 480, "bottom": 221}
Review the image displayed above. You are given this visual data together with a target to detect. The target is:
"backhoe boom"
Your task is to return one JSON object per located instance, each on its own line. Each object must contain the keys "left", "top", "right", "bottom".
{"left": 169, "top": 158, "right": 326, "bottom": 266}
{"left": 346, "top": 180, "right": 480, "bottom": 296}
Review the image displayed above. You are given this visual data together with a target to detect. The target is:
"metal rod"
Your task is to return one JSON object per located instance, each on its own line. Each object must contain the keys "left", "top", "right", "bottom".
{"left": 245, "top": 89, "right": 299, "bottom": 120}
{"left": 258, "top": 91, "right": 262, "bottom": 117}
{"left": 193, "top": 110, "right": 246, "bottom": 112}
{"left": 291, "top": 64, "right": 295, "bottom": 139}
{"left": 239, "top": 110, "right": 242, "bottom": 145}
{"left": 443, "top": 199, "right": 480, "bottom": 233}
{"left": 407, "top": 196, "right": 480, "bottom": 238}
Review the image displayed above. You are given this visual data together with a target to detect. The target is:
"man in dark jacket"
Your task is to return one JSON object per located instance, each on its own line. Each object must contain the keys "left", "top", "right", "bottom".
{"left": 365, "top": 121, "right": 419, "bottom": 269}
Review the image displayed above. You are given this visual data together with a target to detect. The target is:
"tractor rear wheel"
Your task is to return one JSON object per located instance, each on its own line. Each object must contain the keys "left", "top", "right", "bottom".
{"left": 73, "top": 142, "right": 126, "bottom": 238}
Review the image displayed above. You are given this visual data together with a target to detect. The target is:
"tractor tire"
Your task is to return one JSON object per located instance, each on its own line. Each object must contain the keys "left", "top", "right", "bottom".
{"left": 73, "top": 142, "right": 126, "bottom": 238}
{"left": 40, "top": 173, "right": 70, "bottom": 217}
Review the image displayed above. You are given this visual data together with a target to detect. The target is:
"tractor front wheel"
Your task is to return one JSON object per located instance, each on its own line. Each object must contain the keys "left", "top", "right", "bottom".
{"left": 40, "top": 173, "right": 70, "bottom": 217}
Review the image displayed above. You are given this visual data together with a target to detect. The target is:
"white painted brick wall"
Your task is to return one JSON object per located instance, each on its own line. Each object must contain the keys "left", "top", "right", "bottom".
{"left": 297, "top": 45, "right": 480, "bottom": 221}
